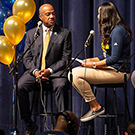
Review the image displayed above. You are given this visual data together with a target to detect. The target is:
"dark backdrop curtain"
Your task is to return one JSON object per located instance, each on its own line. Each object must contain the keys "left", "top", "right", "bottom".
{"left": 0, "top": 0, "right": 135, "bottom": 135}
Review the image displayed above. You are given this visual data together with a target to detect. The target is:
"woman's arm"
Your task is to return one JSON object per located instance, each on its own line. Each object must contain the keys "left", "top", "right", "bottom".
{"left": 82, "top": 58, "right": 107, "bottom": 68}
{"left": 83, "top": 57, "right": 100, "bottom": 62}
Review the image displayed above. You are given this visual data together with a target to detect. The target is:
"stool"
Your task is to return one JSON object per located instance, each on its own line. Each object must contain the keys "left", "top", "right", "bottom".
{"left": 31, "top": 81, "right": 54, "bottom": 129}
{"left": 94, "top": 82, "right": 131, "bottom": 135}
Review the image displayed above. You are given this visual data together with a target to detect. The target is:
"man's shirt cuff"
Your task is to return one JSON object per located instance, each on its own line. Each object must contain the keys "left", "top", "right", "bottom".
{"left": 48, "top": 68, "right": 53, "bottom": 74}
{"left": 33, "top": 69, "right": 39, "bottom": 75}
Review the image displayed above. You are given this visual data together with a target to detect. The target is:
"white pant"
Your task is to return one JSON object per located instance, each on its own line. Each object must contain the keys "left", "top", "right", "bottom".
{"left": 131, "top": 70, "right": 135, "bottom": 88}
{"left": 69, "top": 66, "right": 130, "bottom": 102}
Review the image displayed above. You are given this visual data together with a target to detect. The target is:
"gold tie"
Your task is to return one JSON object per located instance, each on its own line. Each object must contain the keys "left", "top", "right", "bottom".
{"left": 41, "top": 28, "right": 50, "bottom": 70}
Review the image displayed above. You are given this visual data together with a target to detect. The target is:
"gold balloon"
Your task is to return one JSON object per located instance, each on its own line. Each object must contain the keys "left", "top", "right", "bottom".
{"left": 13, "top": 0, "right": 36, "bottom": 23}
{"left": 0, "top": 36, "right": 15, "bottom": 65}
{"left": 3, "top": 15, "right": 26, "bottom": 45}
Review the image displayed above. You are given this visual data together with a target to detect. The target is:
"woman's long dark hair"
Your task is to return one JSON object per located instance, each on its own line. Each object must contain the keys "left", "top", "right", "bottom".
{"left": 98, "top": 2, "right": 133, "bottom": 44}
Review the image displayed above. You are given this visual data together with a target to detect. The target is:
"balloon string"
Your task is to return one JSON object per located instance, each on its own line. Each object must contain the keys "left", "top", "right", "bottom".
{"left": 8, "top": 56, "right": 15, "bottom": 126}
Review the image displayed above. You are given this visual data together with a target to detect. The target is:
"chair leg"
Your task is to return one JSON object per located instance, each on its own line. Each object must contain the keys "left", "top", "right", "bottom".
{"left": 104, "top": 123, "right": 107, "bottom": 135}
{"left": 124, "top": 73, "right": 131, "bottom": 124}
{"left": 87, "top": 120, "right": 94, "bottom": 135}
{"left": 104, "top": 88, "right": 107, "bottom": 135}
{"left": 124, "top": 82, "right": 131, "bottom": 125}
{"left": 50, "top": 90, "right": 54, "bottom": 129}
{"left": 94, "top": 83, "right": 130, "bottom": 134}
{"left": 113, "top": 88, "right": 120, "bottom": 135}
{"left": 94, "top": 86, "right": 97, "bottom": 96}
{"left": 45, "top": 90, "right": 48, "bottom": 111}
{"left": 45, "top": 90, "right": 54, "bottom": 129}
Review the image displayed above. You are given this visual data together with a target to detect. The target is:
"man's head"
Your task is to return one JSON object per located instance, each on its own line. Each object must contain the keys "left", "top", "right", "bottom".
{"left": 39, "top": 4, "right": 56, "bottom": 28}
{"left": 125, "top": 120, "right": 135, "bottom": 135}
{"left": 55, "top": 111, "right": 79, "bottom": 135}
{"left": 0, "top": 130, "right": 5, "bottom": 135}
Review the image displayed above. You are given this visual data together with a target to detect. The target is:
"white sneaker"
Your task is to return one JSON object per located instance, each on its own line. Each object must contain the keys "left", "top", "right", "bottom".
{"left": 80, "top": 107, "right": 105, "bottom": 122}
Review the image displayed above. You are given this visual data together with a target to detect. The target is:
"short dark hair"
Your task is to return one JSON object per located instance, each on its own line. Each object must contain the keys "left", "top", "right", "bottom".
{"left": 0, "top": 130, "right": 5, "bottom": 135}
{"left": 56, "top": 111, "right": 79, "bottom": 135}
{"left": 127, "top": 120, "right": 135, "bottom": 135}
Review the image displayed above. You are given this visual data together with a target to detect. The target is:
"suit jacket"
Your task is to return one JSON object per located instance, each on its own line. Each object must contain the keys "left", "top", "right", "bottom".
{"left": 23, "top": 24, "right": 72, "bottom": 77}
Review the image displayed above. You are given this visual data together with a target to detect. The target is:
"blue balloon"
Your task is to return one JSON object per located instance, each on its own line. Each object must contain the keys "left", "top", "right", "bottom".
{"left": 0, "top": 0, "right": 15, "bottom": 10}
{"left": 0, "top": 6, "right": 12, "bottom": 23}
{"left": 0, "top": 6, "right": 12, "bottom": 35}
{"left": 1, "top": 6, "right": 12, "bottom": 16}
{"left": 0, "top": 23, "right": 4, "bottom": 35}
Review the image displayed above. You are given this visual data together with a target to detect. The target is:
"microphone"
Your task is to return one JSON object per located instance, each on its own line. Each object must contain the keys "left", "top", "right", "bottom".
{"left": 34, "top": 21, "right": 42, "bottom": 39}
{"left": 84, "top": 30, "right": 95, "bottom": 47}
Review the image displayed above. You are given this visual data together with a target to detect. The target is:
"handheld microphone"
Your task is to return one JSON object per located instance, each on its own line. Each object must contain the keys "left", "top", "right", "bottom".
{"left": 84, "top": 30, "right": 95, "bottom": 47}
{"left": 34, "top": 21, "right": 42, "bottom": 39}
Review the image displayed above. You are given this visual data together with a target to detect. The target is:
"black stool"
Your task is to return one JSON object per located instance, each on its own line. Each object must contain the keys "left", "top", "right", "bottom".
{"left": 94, "top": 82, "right": 131, "bottom": 135}
{"left": 31, "top": 81, "right": 54, "bottom": 129}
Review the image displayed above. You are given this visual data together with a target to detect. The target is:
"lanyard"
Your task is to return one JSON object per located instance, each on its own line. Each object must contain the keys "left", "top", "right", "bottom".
{"left": 101, "top": 42, "right": 109, "bottom": 58}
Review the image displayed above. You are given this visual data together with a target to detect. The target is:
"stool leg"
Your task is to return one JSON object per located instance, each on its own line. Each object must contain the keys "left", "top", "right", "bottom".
{"left": 104, "top": 124, "right": 107, "bottom": 135}
{"left": 51, "top": 90, "right": 54, "bottom": 129}
{"left": 45, "top": 90, "right": 54, "bottom": 130}
{"left": 45, "top": 90, "right": 48, "bottom": 112}
{"left": 124, "top": 73, "right": 131, "bottom": 124}
{"left": 43, "top": 90, "right": 54, "bottom": 130}
{"left": 87, "top": 120, "right": 94, "bottom": 135}
{"left": 124, "top": 82, "right": 131, "bottom": 124}
{"left": 94, "top": 87, "right": 97, "bottom": 96}
{"left": 104, "top": 88, "right": 107, "bottom": 135}
{"left": 113, "top": 88, "right": 120, "bottom": 135}
{"left": 44, "top": 90, "right": 48, "bottom": 131}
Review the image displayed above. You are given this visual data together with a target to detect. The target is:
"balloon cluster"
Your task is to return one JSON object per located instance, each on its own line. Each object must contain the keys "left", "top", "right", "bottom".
{"left": 0, "top": 0, "right": 36, "bottom": 65}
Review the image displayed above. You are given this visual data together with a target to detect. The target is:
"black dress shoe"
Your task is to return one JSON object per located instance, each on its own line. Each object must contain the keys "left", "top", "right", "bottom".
{"left": 25, "top": 121, "right": 38, "bottom": 135}
{"left": 80, "top": 106, "right": 105, "bottom": 122}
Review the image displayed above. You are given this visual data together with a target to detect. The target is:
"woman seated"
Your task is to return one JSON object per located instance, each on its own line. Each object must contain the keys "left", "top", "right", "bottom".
{"left": 69, "top": 2, "right": 133, "bottom": 122}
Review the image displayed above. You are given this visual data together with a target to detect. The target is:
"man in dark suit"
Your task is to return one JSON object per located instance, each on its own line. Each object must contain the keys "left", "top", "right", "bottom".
{"left": 18, "top": 3, "right": 72, "bottom": 135}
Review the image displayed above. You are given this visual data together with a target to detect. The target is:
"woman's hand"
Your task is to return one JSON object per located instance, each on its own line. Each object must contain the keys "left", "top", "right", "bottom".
{"left": 81, "top": 60, "right": 93, "bottom": 68}
{"left": 81, "top": 58, "right": 107, "bottom": 69}
{"left": 83, "top": 57, "right": 100, "bottom": 62}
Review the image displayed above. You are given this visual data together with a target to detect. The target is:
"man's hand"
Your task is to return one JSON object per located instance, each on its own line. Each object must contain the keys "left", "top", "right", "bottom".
{"left": 39, "top": 69, "right": 51, "bottom": 81}
{"left": 34, "top": 70, "right": 42, "bottom": 82}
